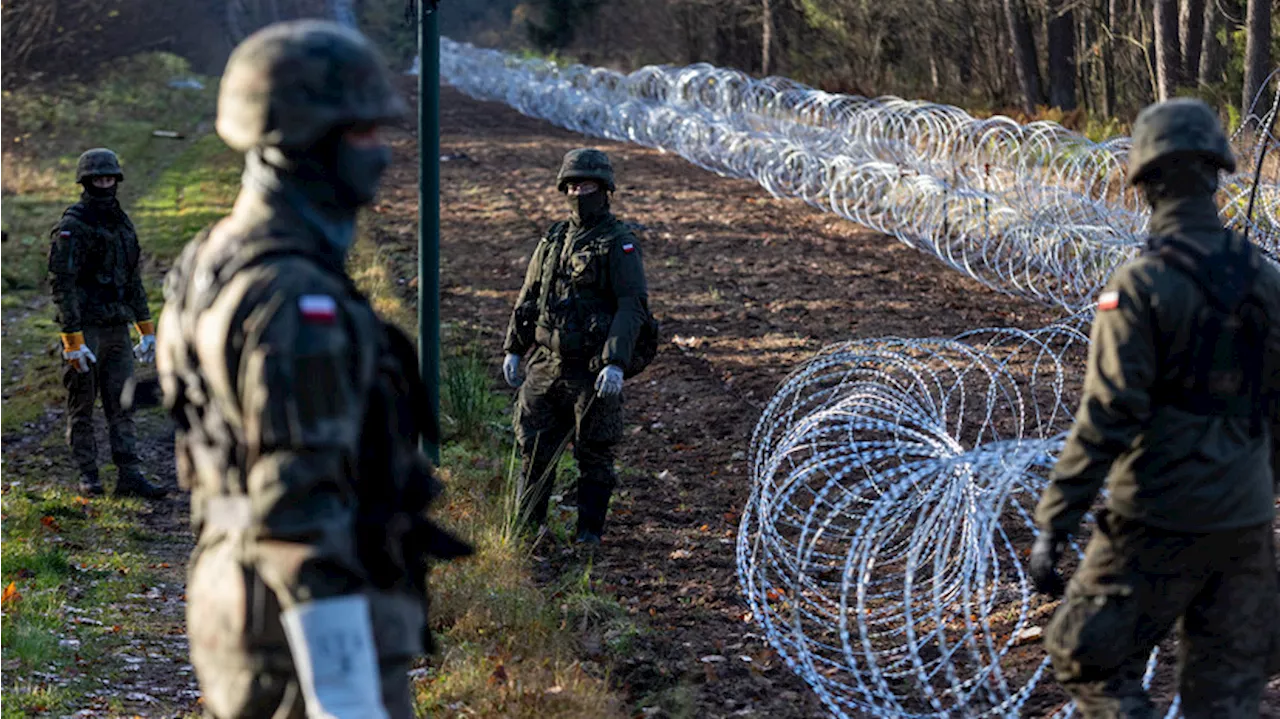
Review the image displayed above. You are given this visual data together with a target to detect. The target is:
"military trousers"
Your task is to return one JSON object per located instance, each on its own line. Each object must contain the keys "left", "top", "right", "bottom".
{"left": 63, "top": 323, "right": 139, "bottom": 474}
{"left": 514, "top": 348, "right": 623, "bottom": 535}
{"left": 188, "top": 538, "right": 425, "bottom": 719}
{"left": 1044, "top": 511, "right": 1277, "bottom": 719}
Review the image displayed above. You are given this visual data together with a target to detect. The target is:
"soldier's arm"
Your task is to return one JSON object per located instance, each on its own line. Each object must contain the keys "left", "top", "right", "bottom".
{"left": 503, "top": 235, "right": 547, "bottom": 356}
{"left": 601, "top": 233, "right": 648, "bottom": 368}
{"left": 210, "top": 267, "right": 367, "bottom": 607}
{"left": 1035, "top": 269, "right": 1157, "bottom": 536}
{"left": 123, "top": 229, "right": 151, "bottom": 323}
{"left": 47, "top": 220, "right": 86, "bottom": 333}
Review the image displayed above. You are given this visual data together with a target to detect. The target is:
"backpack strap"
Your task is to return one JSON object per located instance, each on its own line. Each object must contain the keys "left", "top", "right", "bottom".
{"left": 1146, "top": 231, "right": 1270, "bottom": 432}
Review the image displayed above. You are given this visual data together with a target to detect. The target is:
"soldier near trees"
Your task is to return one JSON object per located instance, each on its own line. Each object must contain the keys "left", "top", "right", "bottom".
{"left": 1030, "top": 98, "right": 1280, "bottom": 718}
{"left": 156, "top": 21, "right": 468, "bottom": 718}
{"left": 48, "top": 148, "right": 165, "bottom": 499}
{"left": 502, "top": 148, "right": 656, "bottom": 545}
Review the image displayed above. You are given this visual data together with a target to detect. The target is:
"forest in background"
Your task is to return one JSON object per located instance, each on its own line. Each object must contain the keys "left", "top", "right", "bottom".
{"left": 446, "top": 0, "right": 1277, "bottom": 132}
{"left": 3, "top": 0, "right": 1275, "bottom": 132}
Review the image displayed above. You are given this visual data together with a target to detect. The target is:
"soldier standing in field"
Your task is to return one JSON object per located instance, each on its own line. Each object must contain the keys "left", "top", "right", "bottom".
{"left": 48, "top": 148, "right": 165, "bottom": 499}
{"left": 502, "top": 149, "right": 656, "bottom": 545}
{"left": 1030, "top": 98, "right": 1280, "bottom": 718}
{"left": 156, "top": 21, "right": 467, "bottom": 718}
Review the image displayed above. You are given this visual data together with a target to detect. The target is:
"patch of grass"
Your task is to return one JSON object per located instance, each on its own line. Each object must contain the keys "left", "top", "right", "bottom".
{"left": 0, "top": 57, "right": 232, "bottom": 435}
{"left": 0, "top": 481, "right": 172, "bottom": 716}
{"left": 348, "top": 230, "right": 633, "bottom": 718}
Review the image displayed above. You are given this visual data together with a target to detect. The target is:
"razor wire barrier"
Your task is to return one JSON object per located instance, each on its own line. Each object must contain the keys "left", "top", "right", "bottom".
{"left": 439, "top": 40, "right": 1279, "bottom": 314}
{"left": 433, "top": 42, "right": 1278, "bottom": 718}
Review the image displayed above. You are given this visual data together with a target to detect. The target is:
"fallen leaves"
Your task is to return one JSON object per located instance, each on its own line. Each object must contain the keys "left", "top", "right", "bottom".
{"left": 1, "top": 582, "right": 21, "bottom": 606}
{"left": 40, "top": 515, "right": 61, "bottom": 532}
{"left": 488, "top": 664, "right": 508, "bottom": 686}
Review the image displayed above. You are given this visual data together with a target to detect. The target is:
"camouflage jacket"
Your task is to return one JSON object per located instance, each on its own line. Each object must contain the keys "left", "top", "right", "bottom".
{"left": 1037, "top": 197, "right": 1280, "bottom": 536}
{"left": 504, "top": 212, "right": 648, "bottom": 370}
{"left": 47, "top": 194, "right": 150, "bottom": 332}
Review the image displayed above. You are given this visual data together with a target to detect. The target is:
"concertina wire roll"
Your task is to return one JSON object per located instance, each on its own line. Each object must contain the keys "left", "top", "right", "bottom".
{"left": 438, "top": 38, "right": 1280, "bottom": 719}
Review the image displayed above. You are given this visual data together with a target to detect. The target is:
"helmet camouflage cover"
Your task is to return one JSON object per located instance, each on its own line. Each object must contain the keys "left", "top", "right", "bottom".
{"left": 216, "top": 19, "right": 405, "bottom": 152}
{"left": 1127, "top": 98, "right": 1236, "bottom": 184}
{"left": 76, "top": 148, "right": 124, "bottom": 183}
{"left": 557, "top": 148, "right": 616, "bottom": 192}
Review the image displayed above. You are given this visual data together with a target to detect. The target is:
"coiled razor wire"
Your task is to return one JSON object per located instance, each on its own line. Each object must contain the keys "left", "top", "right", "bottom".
{"left": 436, "top": 41, "right": 1279, "bottom": 717}
{"left": 440, "top": 40, "right": 1278, "bottom": 313}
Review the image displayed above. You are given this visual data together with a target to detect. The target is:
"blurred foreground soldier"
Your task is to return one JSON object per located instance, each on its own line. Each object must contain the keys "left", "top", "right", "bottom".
{"left": 48, "top": 148, "right": 164, "bottom": 498}
{"left": 156, "top": 21, "right": 469, "bottom": 718}
{"left": 503, "top": 149, "right": 657, "bottom": 545}
{"left": 1030, "top": 98, "right": 1280, "bottom": 718}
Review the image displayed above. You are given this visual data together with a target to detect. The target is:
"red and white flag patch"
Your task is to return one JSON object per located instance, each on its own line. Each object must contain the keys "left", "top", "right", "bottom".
{"left": 622, "top": 242, "right": 635, "bottom": 254}
{"left": 299, "top": 294, "right": 338, "bottom": 324}
{"left": 59, "top": 231, "right": 72, "bottom": 238}
{"left": 1097, "top": 291, "right": 1120, "bottom": 311}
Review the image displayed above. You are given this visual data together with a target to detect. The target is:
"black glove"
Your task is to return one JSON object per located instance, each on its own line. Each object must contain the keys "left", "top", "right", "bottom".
{"left": 1029, "top": 530, "right": 1068, "bottom": 597}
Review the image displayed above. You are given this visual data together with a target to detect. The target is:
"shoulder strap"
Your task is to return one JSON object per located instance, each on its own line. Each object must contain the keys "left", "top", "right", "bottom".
{"left": 1145, "top": 231, "right": 1270, "bottom": 429}
{"left": 537, "top": 221, "right": 571, "bottom": 321}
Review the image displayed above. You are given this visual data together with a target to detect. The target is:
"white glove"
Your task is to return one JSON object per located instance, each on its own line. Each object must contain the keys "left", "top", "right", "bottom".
{"left": 279, "top": 595, "right": 390, "bottom": 719}
{"left": 594, "top": 364, "right": 624, "bottom": 398}
{"left": 63, "top": 345, "right": 97, "bottom": 374}
{"left": 133, "top": 334, "right": 156, "bottom": 364}
{"left": 502, "top": 352, "right": 523, "bottom": 388}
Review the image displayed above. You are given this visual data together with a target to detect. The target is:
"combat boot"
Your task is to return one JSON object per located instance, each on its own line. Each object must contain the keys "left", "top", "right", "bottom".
{"left": 79, "top": 470, "right": 104, "bottom": 497}
{"left": 114, "top": 467, "right": 166, "bottom": 499}
{"left": 573, "top": 529, "right": 602, "bottom": 546}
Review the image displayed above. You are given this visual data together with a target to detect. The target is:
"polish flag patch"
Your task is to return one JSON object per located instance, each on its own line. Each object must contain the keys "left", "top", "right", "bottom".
{"left": 622, "top": 243, "right": 635, "bottom": 254}
{"left": 1097, "top": 291, "right": 1120, "bottom": 311}
{"left": 59, "top": 231, "right": 72, "bottom": 237}
{"left": 299, "top": 294, "right": 338, "bottom": 324}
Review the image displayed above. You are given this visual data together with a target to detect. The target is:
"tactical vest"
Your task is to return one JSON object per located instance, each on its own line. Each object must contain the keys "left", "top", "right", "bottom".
{"left": 530, "top": 218, "right": 660, "bottom": 377}
{"left": 1146, "top": 231, "right": 1271, "bottom": 433}
{"left": 56, "top": 203, "right": 139, "bottom": 309}
{"left": 160, "top": 225, "right": 466, "bottom": 627}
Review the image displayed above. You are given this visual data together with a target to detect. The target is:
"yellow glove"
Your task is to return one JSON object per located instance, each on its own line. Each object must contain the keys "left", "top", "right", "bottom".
{"left": 134, "top": 321, "right": 156, "bottom": 364}
{"left": 60, "top": 332, "right": 96, "bottom": 373}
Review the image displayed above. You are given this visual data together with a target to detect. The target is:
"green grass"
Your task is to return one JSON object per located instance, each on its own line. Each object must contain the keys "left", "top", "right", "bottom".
{"left": 0, "top": 55, "right": 238, "bottom": 435}
{"left": 0, "top": 481, "right": 173, "bottom": 718}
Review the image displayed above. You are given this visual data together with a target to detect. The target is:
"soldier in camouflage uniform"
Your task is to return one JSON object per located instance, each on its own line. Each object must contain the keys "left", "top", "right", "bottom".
{"left": 502, "top": 149, "right": 650, "bottom": 545}
{"left": 156, "top": 21, "right": 467, "bottom": 718}
{"left": 1030, "top": 98, "right": 1280, "bottom": 718}
{"left": 48, "top": 148, "right": 165, "bottom": 498}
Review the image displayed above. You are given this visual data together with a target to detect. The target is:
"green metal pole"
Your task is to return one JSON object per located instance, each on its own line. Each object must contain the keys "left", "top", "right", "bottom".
{"left": 418, "top": 3, "right": 441, "bottom": 464}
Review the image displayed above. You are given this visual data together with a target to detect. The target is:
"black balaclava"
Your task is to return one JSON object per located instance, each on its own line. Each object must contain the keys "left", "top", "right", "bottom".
{"left": 1140, "top": 157, "right": 1223, "bottom": 241}
{"left": 78, "top": 177, "right": 126, "bottom": 225}
{"left": 567, "top": 187, "right": 610, "bottom": 227}
{"left": 240, "top": 127, "right": 391, "bottom": 259}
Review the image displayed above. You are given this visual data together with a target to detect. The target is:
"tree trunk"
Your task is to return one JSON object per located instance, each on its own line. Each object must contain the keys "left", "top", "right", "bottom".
{"left": 1101, "top": 0, "right": 1118, "bottom": 117}
{"left": 1046, "top": 0, "right": 1078, "bottom": 109}
{"left": 761, "top": 0, "right": 773, "bottom": 76}
{"left": 1179, "top": 0, "right": 1204, "bottom": 84}
{"left": 1198, "top": 0, "right": 1224, "bottom": 85}
{"left": 1153, "top": 0, "right": 1180, "bottom": 100}
{"left": 1004, "top": 0, "right": 1045, "bottom": 114}
{"left": 1241, "top": 0, "right": 1273, "bottom": 118}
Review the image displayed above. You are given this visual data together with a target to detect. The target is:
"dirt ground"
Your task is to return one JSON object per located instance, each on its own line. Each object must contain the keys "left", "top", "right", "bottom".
{"left": 363, "top": 84, "right": 1084, "bottom": 718}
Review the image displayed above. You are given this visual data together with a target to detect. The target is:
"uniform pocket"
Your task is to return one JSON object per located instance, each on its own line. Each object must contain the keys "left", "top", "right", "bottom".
{"left": 569, "top": 251, "right": 598, "bottom": 286}
{"left": 1045, "top": 583, "right": 1139, "bottom": 679}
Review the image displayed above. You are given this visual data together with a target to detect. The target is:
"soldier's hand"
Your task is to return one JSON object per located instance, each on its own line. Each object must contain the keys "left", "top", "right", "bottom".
{"left": 1029, "top": 530, "right": 1068, "bottom": 597}
{"left": 133, "top": 334, "right": 156, "bottom": 364}
{"left": 595, "top": 364, "right": 624, "bottom": 398}
{"left": 502, "top": 353, "right": 523, "bottom": 388}
{"left": 60, "top": 332, "right": 97, "bottom": 374}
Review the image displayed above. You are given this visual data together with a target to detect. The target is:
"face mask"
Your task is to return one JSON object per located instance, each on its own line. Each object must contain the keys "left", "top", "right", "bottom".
{"left": 567, "top": 189, "right": 609, "bottom": 224}
{"left": 333, "top": 142, "right": 391, "bottom": 208}
{"left": 84, "top": 181, "right": 118, "bottom": 199}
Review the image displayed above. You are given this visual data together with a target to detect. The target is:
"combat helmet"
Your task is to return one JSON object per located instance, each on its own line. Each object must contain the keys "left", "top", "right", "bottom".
{"left": 557, "top": 148, "right": 616, "bottom": 192}
{"left": 216, "top": 20, "right": 405, "bottom": 152}
{"left": 1127, "top": 98, "right": 1236, "bottom": 184}
{"left": 76, "top": 148, "right": 124, "bottom": 183}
